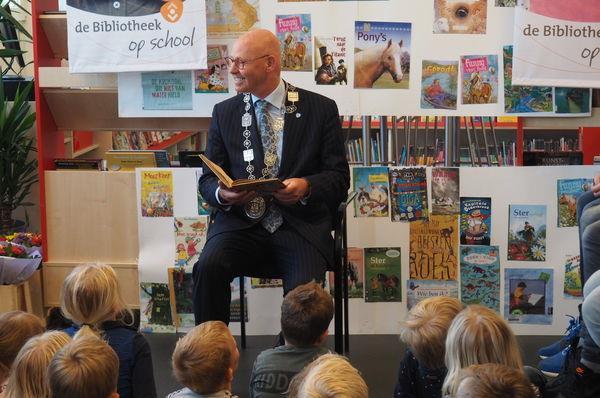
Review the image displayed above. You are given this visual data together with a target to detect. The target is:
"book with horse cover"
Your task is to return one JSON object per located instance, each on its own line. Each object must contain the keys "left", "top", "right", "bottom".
{"left": 199, "top": 154, "right": 285, "bottom": 192}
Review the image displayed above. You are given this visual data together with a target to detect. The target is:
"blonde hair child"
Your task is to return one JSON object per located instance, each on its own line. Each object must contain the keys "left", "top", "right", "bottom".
{"left": 3, "top": 331, "right": 70, "bottom": 398}
{"left": 48, "top": 335, "right": 120, "bottom": 398}
{"left": 454, "top": 363, "right": 536, "bottom": 398}
{"left": 60, "top": 263, "right": 156, "bottom": 397}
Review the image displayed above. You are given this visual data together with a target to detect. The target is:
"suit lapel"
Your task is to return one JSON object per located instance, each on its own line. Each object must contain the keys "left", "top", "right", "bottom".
{"left": 280, "top": 88, "right": 306, "bottom": 177}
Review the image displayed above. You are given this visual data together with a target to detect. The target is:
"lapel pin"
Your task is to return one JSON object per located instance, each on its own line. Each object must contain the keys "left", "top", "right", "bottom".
{"left": 296, "top": 113, "right": 301, "bottom": 118}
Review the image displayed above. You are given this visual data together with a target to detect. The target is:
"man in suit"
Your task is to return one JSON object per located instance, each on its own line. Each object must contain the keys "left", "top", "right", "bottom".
{"left": 193, "top": 29, "right": 349, "bottom": 324}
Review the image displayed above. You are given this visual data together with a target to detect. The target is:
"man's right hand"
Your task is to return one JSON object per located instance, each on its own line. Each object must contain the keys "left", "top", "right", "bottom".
{"left": 217, "top": 181, "right": 256, "bottom": 205}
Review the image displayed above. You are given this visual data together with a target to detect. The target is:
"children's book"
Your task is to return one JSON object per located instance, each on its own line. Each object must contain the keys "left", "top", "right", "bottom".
{"left": 173, "top": 216, "right": 208, "bottom": 269}
{"left": 276, "top": 14, "right": 312, "bottom": 72}
{"left": 460, "top": 197, "right": 491, "bottom": 245}
{"left": 421, "top": 60, "right": 458, "bottom": 110}
{"left": 141, "top": 71, "right": 193, "bottom": 111}
{"left": 505, "top": 268, "right": 553, "bottom": 325}
{"left": 389, "top": 167, "right": 428, "bottom": 222}
{"left": 200, "top": 154, "right": 284, "bottom": 192}
{"left": 431, "top": 167, "right": 460, "bottom": 215}
{"left": 433, "top": 0, "right": 487, "bottom": 34}
{"left": 364, "top": 247, "right": 401, "bottom": 302}
{"left": 329, "top": 247, "right": 364, "bottom": 299}
{"left": 140, "top": 282, "right": 176, "bottom": 333}
{"left": 230, "top": 277, "right": 249, "bottom": 322}
{"left": 250, "top": 278, "right": 283, "bottom": 288}
{"left": 314, "top": 36, "right": 348, "bottom": 85}
{"left": 406, "top": 280, "right": 458, "bottom": 310}
{"left": 353, "top": 167, "right": 390, "bottom": 217}
{"left": 554, "top": 87, "right": 591, "bottom": 115}
{"left": 507, "top": 204, "right": 547, "bottom": 261}
{"left": 495, "top": 0, "right": 516, "bottom": 6}
{"left": 194, "top": 45, "right": 229, "bottom": 93}
{"left": 564, "top": 254, "right": 583, "bottom": 299}
{"left": 196, "top": 170, "right": 211, "bottom": 216}
{"left": 354, "top": 21, "right": 412, "bottom": 89}
{"left": 168, "top": 268, "right": 195, "bottom": 332}
{"left": 409, "top": 215, "right": 459, "bottom": 280}
{"left": 141, "top": 170, "right": 174, "bottom": 217}
{"left": 557, "top": 178, "right": 593, "bottom": 227}
{"left": 461, "top": 54, "right": 498, "bottom": 105}
{"left": 460, "top": 245, "right": 500, "bottom": 311}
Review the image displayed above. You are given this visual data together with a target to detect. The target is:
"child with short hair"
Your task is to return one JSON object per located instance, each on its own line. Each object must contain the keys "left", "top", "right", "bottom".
{"left": 287, "top": 353, "right": 368, "bottom": 398}
{"left": 0, "top": 310, "right": 45, "bottom": 394}
{"left": 249, "top": 281, "right": 333, "bottom": 397}
{"left": 454, "top": 364, "right": 536, "bottom": 398}
{"left": 3, "top": 330, "right": 71, "bottom": 398}
{"left": 48, "top": 335, "right": 120, "bottom": 398}
{"left": 395, "top": 296, "right": 464, "bottom": 398}
{"left": 60, "top": 263, "right": 157, "bottom": 398}
{"left": 168, "top": 320, "right": 239, "bottom": 397}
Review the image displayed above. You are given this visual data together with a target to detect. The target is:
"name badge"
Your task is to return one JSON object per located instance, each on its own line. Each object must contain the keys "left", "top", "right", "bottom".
{"left": 287, "top": 91, "right": 299, "bottom": 102}
{"left": 243, "top": 149, "right": 254, "bottom": 162}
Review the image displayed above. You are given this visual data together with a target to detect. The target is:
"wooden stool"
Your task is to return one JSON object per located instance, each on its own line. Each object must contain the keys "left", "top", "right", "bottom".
{"left": 0, "top": 280, "right": 33, "bottom": 313}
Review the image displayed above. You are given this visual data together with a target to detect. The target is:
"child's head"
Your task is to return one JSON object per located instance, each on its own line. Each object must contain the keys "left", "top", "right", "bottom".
{"left": 0, "top": 311, "right": 45, "bottom": 383}
{"left": 172, "top": 320, "right": 239, "bottom": 395}
{"left": 4, "top": 331, "right": 71, "bottom": 398}
{"left": 60, "top": 263, "right": 131, "bottom": 335}
{"left": 48, "top": 335, "right": 119, "bottom": 398}
{"left": 288, "top": 353, "right": 368, "bottom": 398}
{"left": 281, "top": 281, "right": 334, "bottom": 347}
{"left": 443, "top": 305, "right": 523, "bottom": 396}
{"left": 400, "top": 296, "right": 463, "bottom": 369}
{"left": 454, "top": 364, "right": 536, "bottom": 398}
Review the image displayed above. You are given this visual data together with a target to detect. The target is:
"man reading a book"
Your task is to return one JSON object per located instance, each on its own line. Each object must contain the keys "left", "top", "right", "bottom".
{"left": 192, "top": 28, "right": 349, "bottom": 325}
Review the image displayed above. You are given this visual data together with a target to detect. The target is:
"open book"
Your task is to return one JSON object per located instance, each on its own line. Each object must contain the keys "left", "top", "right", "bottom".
{"left": 199, "top": 154, "right": 285, "bottom": 192}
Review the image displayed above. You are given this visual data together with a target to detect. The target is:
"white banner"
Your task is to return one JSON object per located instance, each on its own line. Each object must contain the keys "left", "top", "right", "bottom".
{"left": 513, "top": 1, "right": 600, "bottom": 88}
{"left": 66, "top": 0, "right": 207, "bottom": 73}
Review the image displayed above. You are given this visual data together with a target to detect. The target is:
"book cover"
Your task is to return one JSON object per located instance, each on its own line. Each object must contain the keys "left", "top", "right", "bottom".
{"left": 195, "top": 170, "right": 212, "bottom": 216}
{"left": 406, "top": 280, "right": 458, "bottom": 310}
{"left": 433, "top": 0, "right": 487, "bottom": 34}
{"left": 174, "top": 217, "right": 208, "bottom": 269}
{"left": 276, "top": 14, "right": 312, "bottom": 72}
{"left": 194, "top": 45, "right": 229, "bottom": 93}
{"left": 329, "top": 247, "right": 364, "bottom": 299}
{"left": 141, "top": 170, "right": 174, "bottom": 217}
{"left": 564, "top": 254, "right": 583, "bottom": 299}
{"left": 354, "top": 21, "right": 412, "bottom": 89}
{"left": 389, "top": 167, "right": 428, "bottom": 222}
{"left": 250, "top": 278, "right": 283, "bottom": 288}
{"left": 557, "top": 178, "right": 593, "bottom": 227}
{"left": 141, "top": 70, "right": 193, "bottom": 110}
{"left": 421, "top": 60, "right": 458, "bottom": 110}
{"left": 53, "top": 158, "right": 102, "bottom": 170}
{"left": 205, "top": 0, "right": 259, "bottom": 38}
{"left": 431, "top": 167, "right": 460, "bottom": 215}
{"left": 353, "top": 166, "right": 390, "bottom": 217}
{"left": 230, "top": 277, "right": 249, "bottom": 322}
{"left": 507, "top": 204, "right": 547, "bottom": 261}
{"left": 314, "top": 36, "right": 348, "bottom": 85}
{"left": 409, "top": 215, "right": 458, "bottom": 280}
{"left": 495, "top": 0, "right": 516, "bottom": 6}
{"left": 503, "top": 45, "right": 553, "bottom": 114}
{"left": 364, "top": 247, "right": 401, "bottom": 302}
{"left": 460, "top": 197, "right": 491, "bottom": 245}
{"left": 168, "top": 268, "right": 195, "bottom": 332}
{"left": 505, "top": 268, "right": 553, "bottom": 325}
{"left": 555, "top": 87, "right": 592, "bottom": 115}
{"left": 461, "top": 55, "right": 498, "bottom": 105}
{"left": 140, "top": 282, "right": 175, "bottom": 333}
{"left": 460, "top": 245, "right": 501, "bottom": 311}
{"left": 200, "top": 154, "right": 284, "bottom": 192}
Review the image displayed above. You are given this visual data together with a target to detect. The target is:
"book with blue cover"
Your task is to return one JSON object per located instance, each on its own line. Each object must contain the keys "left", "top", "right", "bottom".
{"left": 460, "top": 245, "right": 500, "bottom": 311}
{"left": 389, "top": 167, "right": 428, "bottom": 222}
{"left": 507, "top": 204, "right": 547, "bottom": 261}
{"left": 557, "top": 178, "right": 593, "bottom": 227}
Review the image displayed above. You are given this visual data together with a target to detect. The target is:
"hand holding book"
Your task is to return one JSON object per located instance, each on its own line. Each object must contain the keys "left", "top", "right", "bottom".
{"left": 200, "top": 154, "right": 285, "bottom": 192}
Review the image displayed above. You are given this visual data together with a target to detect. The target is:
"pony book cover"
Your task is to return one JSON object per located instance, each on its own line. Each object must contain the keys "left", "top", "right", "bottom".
{"left": 354, "top": 21, "right": 411, "bottom": 89}
{"left": 364, "top": 247, "right": 401, "bottom": 302}
{"left": 421, "top": 60, "right": 458, "bottom": 110}
{"left": 507, "top": 204, "right": 547, "bottom": 261}
{"left": 460, "top": 54, "right": 498, "bottom": 105}
{"left": 353, "top": 166, "right": 389, "bottom": 218}
{"left": 329, "top": 247, "right": 364, "bottom": 299}
{"left": 557, "top": 178, "right": 593, "bottom": 227}
{"left": 276, "top": 14, "right": 312, "bottom": 72}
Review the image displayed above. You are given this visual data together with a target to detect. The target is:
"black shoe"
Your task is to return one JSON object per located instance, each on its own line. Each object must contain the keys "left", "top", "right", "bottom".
{"left": 546, "top": 349, "right": 600, "bottom": 398}
{"left": 545, "top": 346, "right": 581, "bottom": 398}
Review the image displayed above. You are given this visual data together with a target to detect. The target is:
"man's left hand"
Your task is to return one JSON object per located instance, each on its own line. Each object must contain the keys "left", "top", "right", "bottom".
{"left": 273, "top": 178, "right": 310, "bottom": 205}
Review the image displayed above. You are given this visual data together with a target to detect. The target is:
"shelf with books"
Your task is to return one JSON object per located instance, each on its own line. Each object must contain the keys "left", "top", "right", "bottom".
{"left": 148, "top": 132, "right": 195, "bottom": 150}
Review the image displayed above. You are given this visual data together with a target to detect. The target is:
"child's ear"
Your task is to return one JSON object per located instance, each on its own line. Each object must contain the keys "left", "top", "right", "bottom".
{"left": 226, "top": 366, "right": 235, "bottom": 382}
{"left": 316, "top": 329, "right": 329, "bottom": 345}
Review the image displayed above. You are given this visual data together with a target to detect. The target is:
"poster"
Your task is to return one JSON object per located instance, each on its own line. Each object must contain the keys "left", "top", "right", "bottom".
{"left": 433, "top": 0, "right": 488, "bottom": 34}
{"left": 364, "top": 247, "right": 402, "bottom": 302}
{"left": 406, "top": 280, "right": 458, "bottom": 310}
{"left": 173, "top": 217, "right": 208, "bottom": 268}
{"left": 564, "top": 254, "right": 583, "bottom": 299}
{"left": 353, "top": 167, "right": 389, "bottom": 218}
{"left": 140, "top": 282, "right": 176, "bottom": 333}
{"left": 389, "top": 167, "right": 428, "bottom": 222}
{"left": 194, "top": 45, "right": 229, "bottom": 93}
{"left": 507, "top": 204, "right": 547, "bottom": 261}
{"left": 460, "top": 245, "right": 501, "bottom": 311}
{"left": 142, "top": 71, "right": 193, "bottom": 110}
{"left": 461, "top": 55, "right": 498, "bottom": 105}
{"left": 460, "top": 197, "right": 491, "bottom": 245}
{"left": 505, "top": 268, "right": 553, "bottom": 325}
{"left": 354, "top": 21, "right": 412, "bottom": 89}
{"left": 276, "top": 14, "right": 312, "bottom": 72}
{"left": 421, "top": 61, "right": 458, "bottom": 110}
{"left": 431, "top": 167, "right": 460, "bottom": 215}
{"left": 205, "top": 0, "right": 259, "bottom": 37}
{"left": 140, "top": 170, "right": 174, "bottom": 217}
{"left": 557, "top": 178, "right": 593, "bottom": 227}
{"left": 314, "top": 36, "right": 348, "bottom": 85}
{"left": 409, "top": 215, "right": 459, "bottom": 280}
{"left": 66, "top": 0, "right": 207, "bottom": 72}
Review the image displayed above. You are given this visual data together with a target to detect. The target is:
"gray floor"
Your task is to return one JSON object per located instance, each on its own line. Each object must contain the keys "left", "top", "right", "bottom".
{"left": 146, "top": 334, "right": 558, "bottom": 398}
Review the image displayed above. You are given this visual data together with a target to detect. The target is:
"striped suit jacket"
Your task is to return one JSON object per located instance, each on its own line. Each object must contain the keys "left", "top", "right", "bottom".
{"left": 198, "top": 85, "right": 350, "bottom": 265}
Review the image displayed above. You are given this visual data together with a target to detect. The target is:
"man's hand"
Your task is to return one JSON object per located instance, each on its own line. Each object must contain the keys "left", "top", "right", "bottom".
{"left": 593, "top": 175, "right": 600, "bottom": 197}
{"left": 272, "top": 178, "right": 310, "bottom": 205}
{"left": 217, "top": 181, "right": 256, "bottom": 205}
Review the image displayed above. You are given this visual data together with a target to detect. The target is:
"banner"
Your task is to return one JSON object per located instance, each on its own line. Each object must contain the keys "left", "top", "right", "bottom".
{"left": 513, "top": 1, "right": 600, "bottom": 88}
{"left": 66, "top": 0, "right": 207, "bottom": 73}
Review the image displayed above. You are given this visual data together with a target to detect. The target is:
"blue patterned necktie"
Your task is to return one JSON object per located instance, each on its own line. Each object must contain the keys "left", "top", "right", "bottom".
{"left": 255, "top": 99, "right": 283, "bottom": 233}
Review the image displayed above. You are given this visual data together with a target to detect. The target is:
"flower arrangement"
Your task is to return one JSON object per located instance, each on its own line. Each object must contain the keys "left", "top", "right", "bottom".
{"left": 0, "top": 233, "right": 42, "bottom": 284}
{"left": 0, "top": 232, "right": 42, "bottom": 249}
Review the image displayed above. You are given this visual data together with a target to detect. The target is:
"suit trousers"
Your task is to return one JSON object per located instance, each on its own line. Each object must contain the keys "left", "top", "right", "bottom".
{"left": 192, "top": 222, "right": 328, "bottom": 324}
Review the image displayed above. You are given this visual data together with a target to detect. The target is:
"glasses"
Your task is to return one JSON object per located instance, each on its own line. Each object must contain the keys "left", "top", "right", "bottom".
{"left": 224, "top": 54, "right": 270, "bottom": 70}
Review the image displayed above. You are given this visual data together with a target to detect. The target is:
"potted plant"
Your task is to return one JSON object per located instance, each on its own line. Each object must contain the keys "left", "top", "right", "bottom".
{"left": 0, "top": 1, "right": 37, "bottom": 234}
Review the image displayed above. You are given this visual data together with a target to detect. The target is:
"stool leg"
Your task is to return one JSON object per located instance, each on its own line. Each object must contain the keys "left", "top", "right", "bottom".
{"left": 239, "top": 276, "right": 246, "bottom": 349}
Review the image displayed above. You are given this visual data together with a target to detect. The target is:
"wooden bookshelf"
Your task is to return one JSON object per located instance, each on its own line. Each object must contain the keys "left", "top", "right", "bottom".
{"left": 148, "top": 132, "right": 194, "bottom": 150}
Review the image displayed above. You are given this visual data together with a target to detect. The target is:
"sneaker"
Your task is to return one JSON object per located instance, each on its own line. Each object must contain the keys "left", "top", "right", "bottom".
{"left": 546, "top": 360, "right": 600, "bottom": 398}
{"left": 539, "top": 346, "right": 571, "bottom": 377}
{"left": 538, "top": 315, "right": 580, "bottom": 359}
{"left": 546, "top": 346, "right": 581, "bottom": 397}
